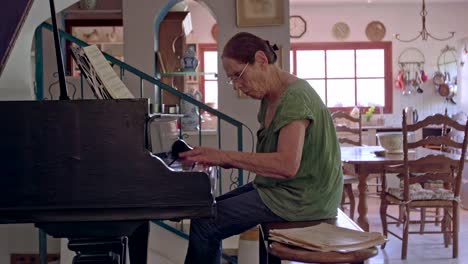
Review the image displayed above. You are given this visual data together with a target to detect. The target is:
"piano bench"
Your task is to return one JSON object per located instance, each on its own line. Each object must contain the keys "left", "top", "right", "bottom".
{"left": 259, "top": 209, "right": 378, "bottom": 264}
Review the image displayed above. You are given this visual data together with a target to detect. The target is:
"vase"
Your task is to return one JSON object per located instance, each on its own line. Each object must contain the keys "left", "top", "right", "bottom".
{"left": 180, "top": 89, "right": 202, "bottom": 131}
{"left": 79, "top": 0, "right": 97, "bottom": 10}
{"left": 181, "top": 48, "right": 198, "bottom": 72}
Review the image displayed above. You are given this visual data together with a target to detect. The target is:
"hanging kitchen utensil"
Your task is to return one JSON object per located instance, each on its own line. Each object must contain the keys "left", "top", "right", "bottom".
{"left": 444, "top": 72, "right": 451, "bottom": 83}
{"left": 395, "top": 70, "right": 404, "bottom": 89}
{"left": 420, "top": 67, "right": 428, "bottom": 82}
{"left": 414, "top": 70, "right": 423, "bottom": 93}
{"left": 445, "top": 83, "right": 457, "bottom": 104}
{"left": 433, "top": 71, "right": 445, "bottom": 85}
{"left": 436, "top": 46, "right": 458, "bottom": 103}
{"left": 397, "top": 47, "right": 425, "bottom": 95}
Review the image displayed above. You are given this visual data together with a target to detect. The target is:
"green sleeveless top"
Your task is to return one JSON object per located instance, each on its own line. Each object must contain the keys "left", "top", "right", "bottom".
{"left": 253, "top": 79, "right": 342, "bottom": 221}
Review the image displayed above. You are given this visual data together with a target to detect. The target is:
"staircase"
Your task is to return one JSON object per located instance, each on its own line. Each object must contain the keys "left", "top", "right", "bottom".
{"left": 34, "top": 22, "right": 248, "bottom": 264}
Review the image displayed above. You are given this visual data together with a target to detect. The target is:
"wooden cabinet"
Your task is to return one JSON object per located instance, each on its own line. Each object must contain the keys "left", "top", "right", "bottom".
{"left": 157, "top": 12, "right": 188, "bottom": 106}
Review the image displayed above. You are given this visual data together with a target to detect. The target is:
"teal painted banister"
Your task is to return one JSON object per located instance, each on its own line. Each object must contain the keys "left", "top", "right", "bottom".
{"left": 237, "top": 125, "right": 243, "bottom": 186}
{"left": 34, "top": 25, "right": 43, "bottom": 100}
{"left": 36, "top": 22, "right": 244, "bottom": 187}
{"left": 39, "top": 229, "right": 47, "bottom": 264}
{"left": 198, "top": 108, "right": 202, "bottom": 146}
{"left": 38, "top": 22, "right": 242, "bottom": 129}
{"left": 139, "top": 77, "right": 144, "bottom": 98}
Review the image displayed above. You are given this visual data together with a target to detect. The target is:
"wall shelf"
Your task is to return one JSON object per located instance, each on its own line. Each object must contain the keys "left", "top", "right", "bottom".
{"left": 159, "top": 72, "right": 217, "bottom": 77}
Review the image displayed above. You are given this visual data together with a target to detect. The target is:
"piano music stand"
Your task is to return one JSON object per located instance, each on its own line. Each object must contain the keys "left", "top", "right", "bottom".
{"left": 70, "top": 45, "right": 112, "bottom": 99}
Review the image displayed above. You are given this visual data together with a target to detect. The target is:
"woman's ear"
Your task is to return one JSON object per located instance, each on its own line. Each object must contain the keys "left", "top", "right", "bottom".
{"left": 254, "top": 50, "right": 269, "bottom": 66}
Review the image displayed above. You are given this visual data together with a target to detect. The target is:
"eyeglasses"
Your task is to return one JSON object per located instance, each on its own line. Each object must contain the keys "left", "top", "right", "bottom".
{"left": 227, "top": 63, "right": 248, "bottom": 85}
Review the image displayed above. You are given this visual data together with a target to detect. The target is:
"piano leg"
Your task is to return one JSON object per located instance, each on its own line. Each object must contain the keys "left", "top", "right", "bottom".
{"left": 128, "top": 222, "right": 149, "bottom": 264}
{"left": 68, "top": 237, "right": 128, "bottom": 264}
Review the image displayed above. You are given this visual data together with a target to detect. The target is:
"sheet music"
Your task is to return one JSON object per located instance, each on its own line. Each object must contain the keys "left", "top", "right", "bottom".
{"left": 82, "top": 45, "right": 134, "bottom": 99}
{"left": 70, "top": 46, "right": 104, "bottom": 99}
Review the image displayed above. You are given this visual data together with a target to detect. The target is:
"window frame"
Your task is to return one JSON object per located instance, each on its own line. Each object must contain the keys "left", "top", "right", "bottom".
{"left": 197, "top": 43, "right": 218, "bottom": 106}
{"left": 290, "top": 41, "right": 393, "bottom": 114}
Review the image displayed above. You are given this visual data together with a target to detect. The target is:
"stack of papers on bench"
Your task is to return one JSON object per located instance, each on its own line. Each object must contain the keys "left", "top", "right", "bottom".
{"left": 269, "top": 223, "right": 385, "bottom": 253}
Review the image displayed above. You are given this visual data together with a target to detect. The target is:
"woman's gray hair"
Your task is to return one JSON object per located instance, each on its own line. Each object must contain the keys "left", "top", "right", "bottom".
{"left": 222, "top": 32, "right": 278, "bottom": 64}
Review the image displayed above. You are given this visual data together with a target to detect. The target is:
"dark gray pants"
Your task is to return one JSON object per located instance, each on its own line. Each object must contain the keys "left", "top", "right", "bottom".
{"left": 185, "top": 182, "right": 285, "bottom": 264}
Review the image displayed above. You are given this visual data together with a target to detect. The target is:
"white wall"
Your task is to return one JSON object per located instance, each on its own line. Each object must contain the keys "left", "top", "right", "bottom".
{"left": 0, "top": 0, "right": 78, "bottom": 100}
{"left": 185, "top": 0, "right": 216, "bottom": 44}
{"left": 0, "top": 224, "right": 60, "bottom": 264}
{"left": 458, "top": 37, "right": 468, "bottom": 110}
{"left": 289, "top": 2, "right": 468, "bottom": 123}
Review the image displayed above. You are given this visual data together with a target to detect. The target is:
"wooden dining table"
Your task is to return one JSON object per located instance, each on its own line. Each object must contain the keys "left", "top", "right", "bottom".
{"left": 340, "top": 145, "right": 452, "bottom": 231}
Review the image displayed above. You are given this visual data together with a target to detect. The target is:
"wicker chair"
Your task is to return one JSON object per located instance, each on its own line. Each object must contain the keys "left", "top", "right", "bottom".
{"left": 379, "top": 111, "right": 468, "bottom": 259}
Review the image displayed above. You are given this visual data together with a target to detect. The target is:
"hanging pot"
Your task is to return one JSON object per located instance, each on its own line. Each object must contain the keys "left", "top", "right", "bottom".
{"left": 438, "top": 83, "right": 450, "bottom": 97}
{"left": 433, "top": 71, "right": 445, "bottom": 85}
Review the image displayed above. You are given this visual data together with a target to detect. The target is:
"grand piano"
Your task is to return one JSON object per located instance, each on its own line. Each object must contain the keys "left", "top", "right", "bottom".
{"left": 0, "top": 1, "right": 216, "bottom": 263}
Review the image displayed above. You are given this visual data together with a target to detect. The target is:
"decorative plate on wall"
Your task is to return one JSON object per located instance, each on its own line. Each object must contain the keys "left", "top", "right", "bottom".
{"left": 289, "top": 15, "right": 307, "bottom": 38}
{"left": 366, "top": 21, "right": 386, "bottom": 41}
{"left": 332, "top": 22, "right": 350, "bottom": 40}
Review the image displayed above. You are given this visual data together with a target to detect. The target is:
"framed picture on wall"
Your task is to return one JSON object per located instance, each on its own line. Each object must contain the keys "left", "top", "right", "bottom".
{"left": 236, "top": 0, "right": 284, "bottom": 27}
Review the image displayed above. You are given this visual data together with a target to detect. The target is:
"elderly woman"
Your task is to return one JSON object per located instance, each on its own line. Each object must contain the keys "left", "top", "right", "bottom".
{"left": 181, "top": 32, "right": 342, "bottom": 264}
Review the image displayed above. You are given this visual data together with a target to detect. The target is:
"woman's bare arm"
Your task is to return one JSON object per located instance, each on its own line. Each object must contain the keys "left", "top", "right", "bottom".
{"left": 179, "top": 119, "right": 310, "bottom": 179}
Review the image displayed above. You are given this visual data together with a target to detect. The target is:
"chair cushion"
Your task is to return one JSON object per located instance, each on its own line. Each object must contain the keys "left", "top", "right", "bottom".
{"left": 387, "top": 183, "right": 454, "bottom": 200}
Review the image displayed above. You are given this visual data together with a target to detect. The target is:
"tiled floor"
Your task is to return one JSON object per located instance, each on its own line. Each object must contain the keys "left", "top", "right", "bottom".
{"left": 355, "top": 196, "right": 468, "bottom": 264}
{"left": 151, "top": 194, "right": 468, "bottom": 264}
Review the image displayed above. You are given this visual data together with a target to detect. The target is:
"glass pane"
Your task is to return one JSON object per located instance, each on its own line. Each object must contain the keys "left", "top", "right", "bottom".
{"left": 290, "top": 50, "right": 294, "bottom": 74}
{"left": 296, "top": 50, "right": 325, "bottom": 78}
{"left": 327, "top": 79, "right": 355, "bottom": 107}
{"left": 204, "top": 51, "right": 218, "bottom": 80}
{"left": 307, "top": 80, "right": 325, "bottom": 103}
{"left": 357, "top": 79, "right": 385, "bottom": 107}
{"left": 204, "top": 81, "right": 218, "bottom": 108}
{"left": 356, "top": 49, "right": 384, "bottom": 77}
{"left": 327, "top": 50, "right": 355, "bottom": 78}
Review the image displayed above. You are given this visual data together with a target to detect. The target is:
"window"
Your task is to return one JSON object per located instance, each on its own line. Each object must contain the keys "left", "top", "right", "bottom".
{"left": 198, "top": 44, "right": 218, "bottom": 109}
{"left": 290, "top": 42, "right": 392, "bottom": 113}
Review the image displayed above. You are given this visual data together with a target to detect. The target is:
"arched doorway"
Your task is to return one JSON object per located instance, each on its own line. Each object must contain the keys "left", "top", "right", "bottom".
{"left": 153, "top": 0, "right": 217, "bottom": 111}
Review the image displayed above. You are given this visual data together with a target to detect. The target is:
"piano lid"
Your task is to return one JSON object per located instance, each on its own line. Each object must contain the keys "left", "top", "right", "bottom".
{"left": 0, "top": 0, "right": 34, "bottom": 76}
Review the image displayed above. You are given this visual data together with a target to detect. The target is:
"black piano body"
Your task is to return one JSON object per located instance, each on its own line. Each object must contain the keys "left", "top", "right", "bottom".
{"left": 0, "top": 99, "right": 216, "bottom": 263}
